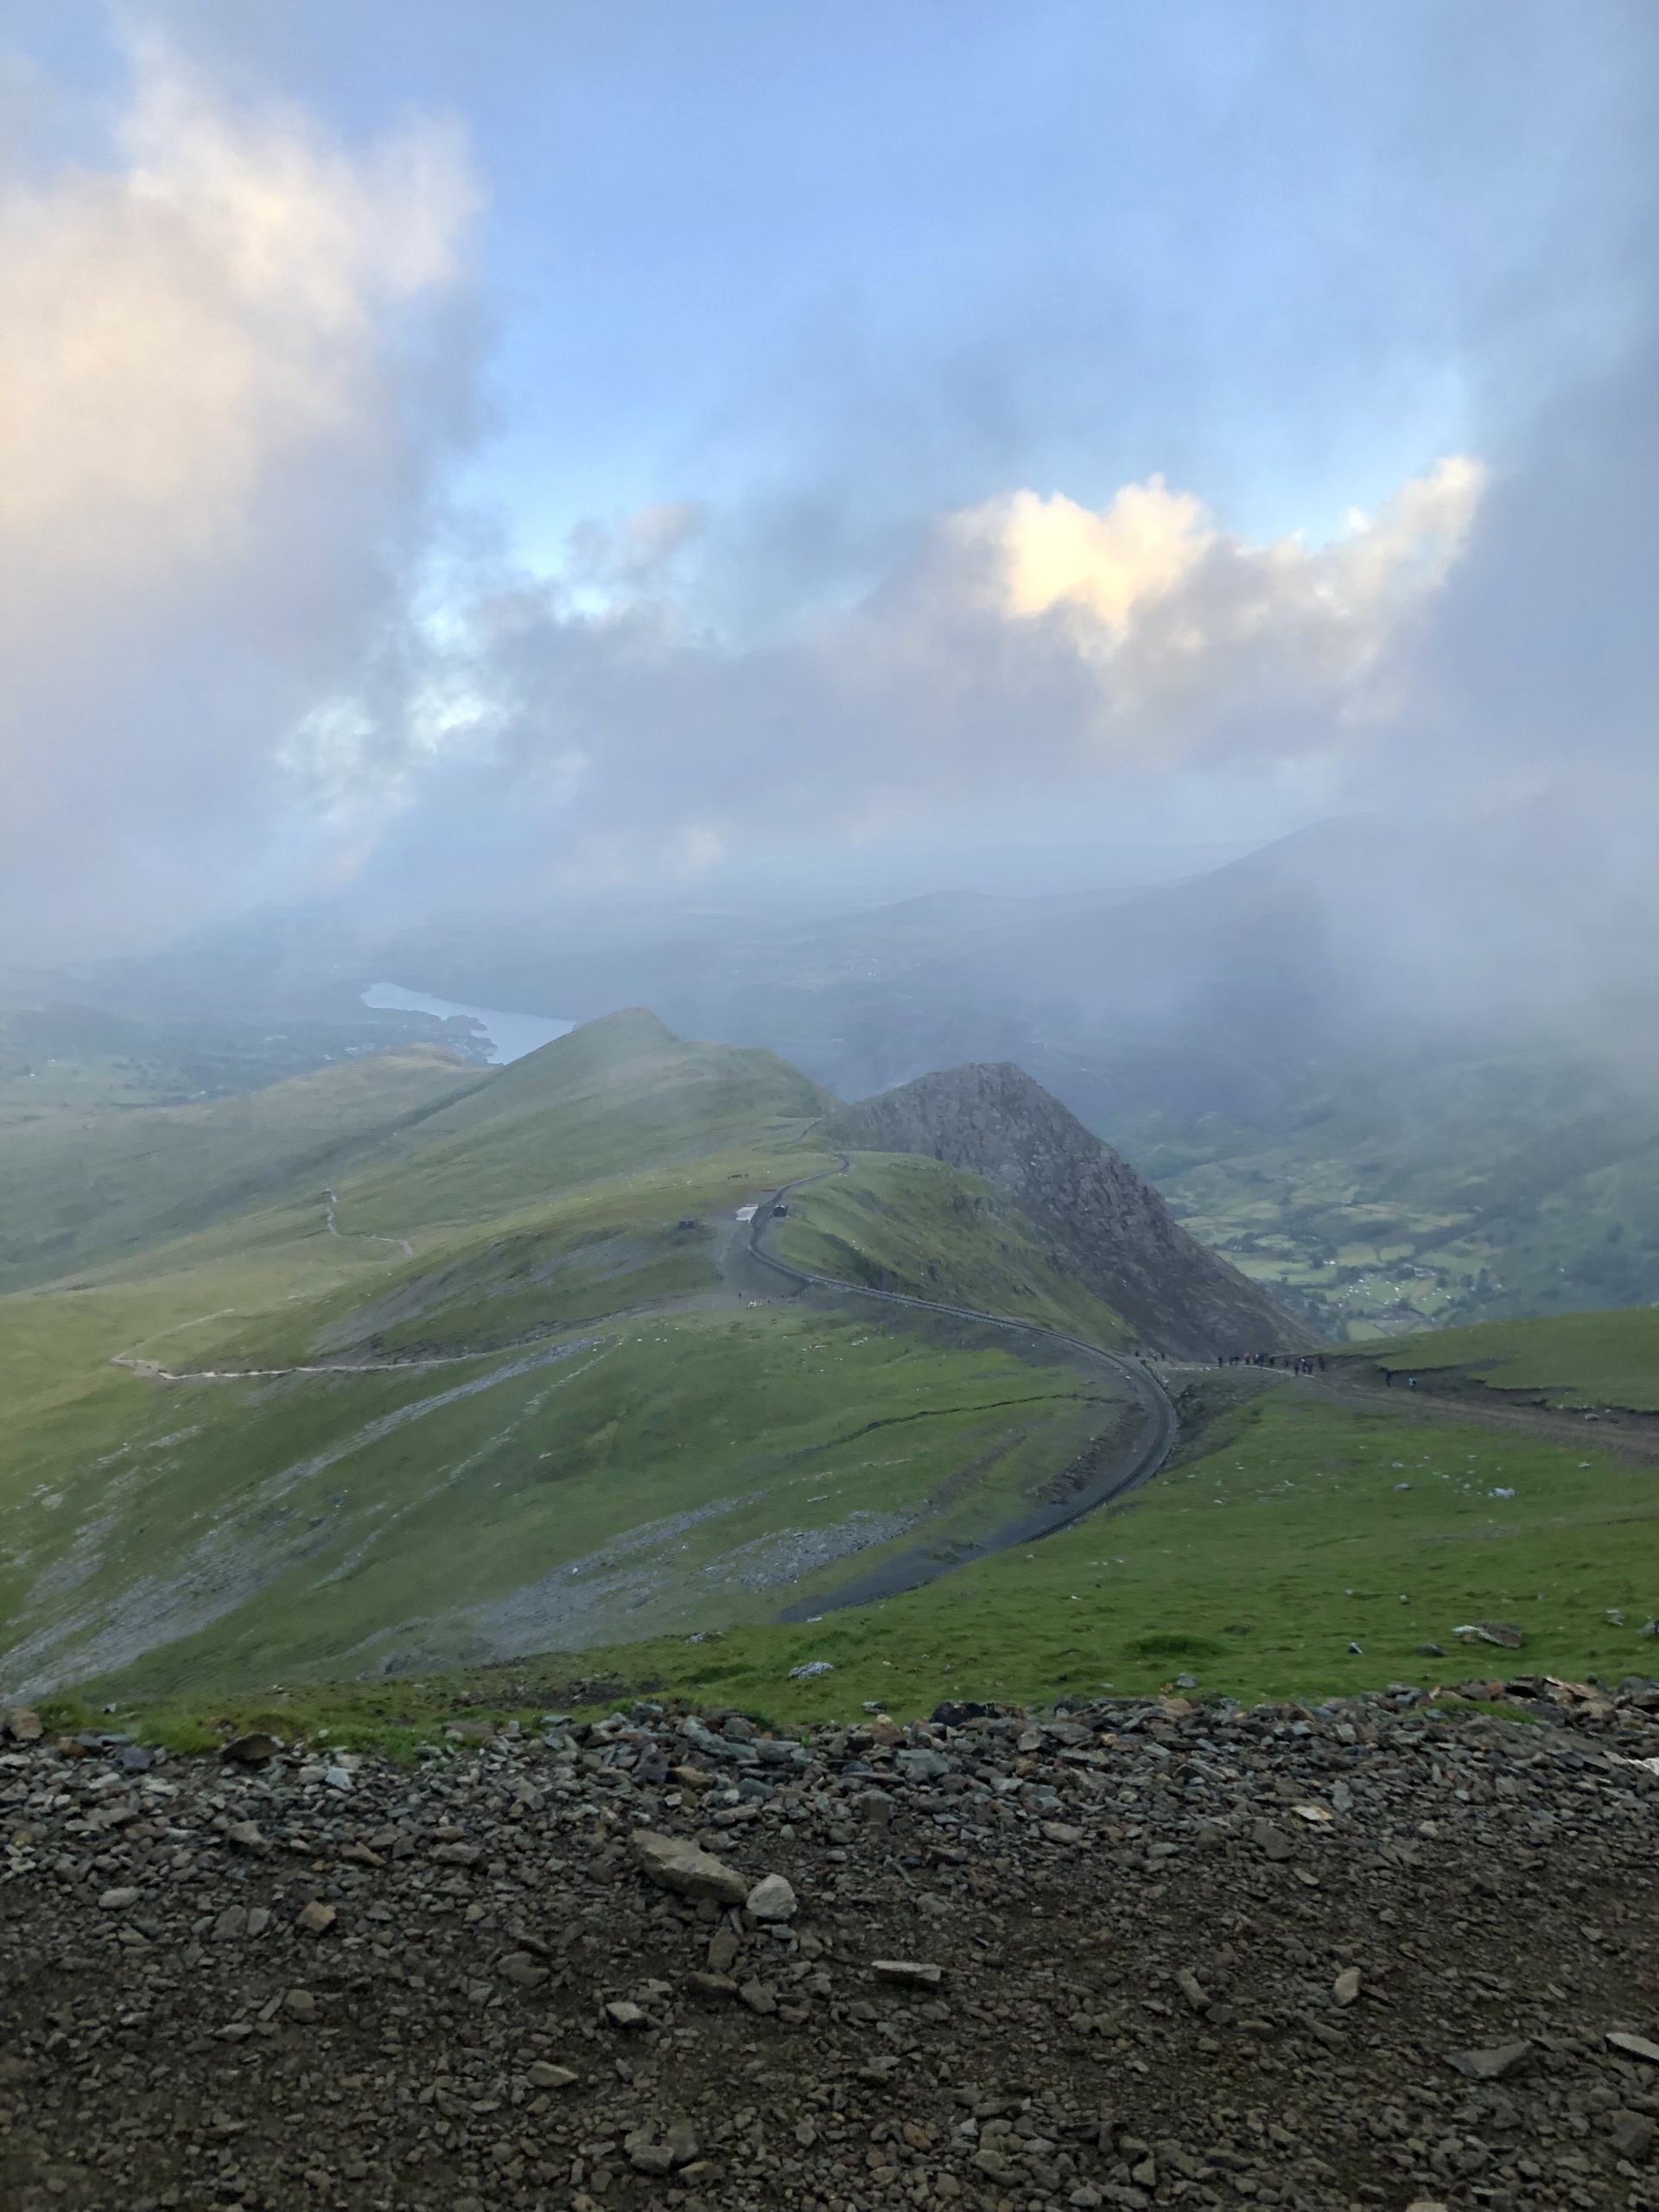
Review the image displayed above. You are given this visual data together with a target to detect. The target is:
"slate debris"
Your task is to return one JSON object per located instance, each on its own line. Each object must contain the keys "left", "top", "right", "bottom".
{"left": 0, "top": 1680, "right": 1657, "bottom": 2210}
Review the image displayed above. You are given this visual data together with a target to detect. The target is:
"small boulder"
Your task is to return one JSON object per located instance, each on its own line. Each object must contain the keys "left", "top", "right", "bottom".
{"left": 874, "top": 1960, "right": 943, "bottom": 1987}
{"left": 745, "top": 1873, "right": 797, "bottom": 1922}
{"left": 525, "top": 2062, "right": 579, "bottom": 2088}
{"left": 632, "top": 1828, "right": 749, "bottom": 1905}
{"left": 1609, "top": 2111, "right": 1656, "bottom": 2162}
{"left": 624, "top": 2120, "right": 699, "bottom": 2174}
{"left": 499, "top": 1951, "right": 548, "bottom": 1989}
{"left": 221, "top": 1733, "right": 278, "bottom": 1766}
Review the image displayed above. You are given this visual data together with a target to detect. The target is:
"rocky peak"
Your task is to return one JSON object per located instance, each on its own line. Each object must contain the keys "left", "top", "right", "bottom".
{"left": 817, "top": 1061, "right": 1315, "bottom": 1357}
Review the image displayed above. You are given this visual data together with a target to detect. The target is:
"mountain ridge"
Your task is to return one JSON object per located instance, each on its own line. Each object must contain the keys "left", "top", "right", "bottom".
{"left": 816, "top": 1060, "right": 1318, "bottom": 1357}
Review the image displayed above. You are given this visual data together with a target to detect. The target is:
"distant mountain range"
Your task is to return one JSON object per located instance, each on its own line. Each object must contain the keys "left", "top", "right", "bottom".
{"left": 15, "top": 813, "right": 1659, "bottom": 1339}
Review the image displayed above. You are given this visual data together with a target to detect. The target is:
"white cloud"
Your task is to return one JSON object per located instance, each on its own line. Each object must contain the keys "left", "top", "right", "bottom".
{"left": 0, "top": 41, "right": 476, "bottom": 956}
{"left": 938, "top": 455, "right": 1485, "bottom": 745}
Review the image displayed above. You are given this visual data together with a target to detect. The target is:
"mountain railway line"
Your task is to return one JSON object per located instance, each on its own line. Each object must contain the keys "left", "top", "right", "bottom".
{"left": 747, "top": 1151, "right": 1180, "bottom": 1611}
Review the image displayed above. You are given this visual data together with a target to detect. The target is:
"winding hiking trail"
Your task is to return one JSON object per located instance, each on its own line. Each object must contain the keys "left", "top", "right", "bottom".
{"left": 744, "top": 1152, "right": 1179, "bottom": 1613}
{"left": 323, "top": 1187, "right": 414, "bottom": 1258}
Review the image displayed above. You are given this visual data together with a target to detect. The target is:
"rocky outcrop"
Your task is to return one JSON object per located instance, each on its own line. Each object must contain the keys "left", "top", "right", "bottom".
{"left": 817, "top": 1061, "right": 1317, "bottom": 1356}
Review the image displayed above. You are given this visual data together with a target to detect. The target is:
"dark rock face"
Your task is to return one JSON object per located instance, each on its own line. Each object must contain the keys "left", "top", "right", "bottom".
{"left": 818, "top": 1061, "right": 1317, "bottom": 1357}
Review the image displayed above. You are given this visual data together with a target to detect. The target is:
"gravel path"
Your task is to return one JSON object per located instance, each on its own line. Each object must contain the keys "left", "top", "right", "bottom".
{"left": 3, "top": 1675, "right": 1658, "bottom": 2211}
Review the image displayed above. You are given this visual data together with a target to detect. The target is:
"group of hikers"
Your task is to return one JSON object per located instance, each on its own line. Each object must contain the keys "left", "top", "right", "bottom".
{"left": 1218, "top": 1350, "right": 1325, "bottom": 1372}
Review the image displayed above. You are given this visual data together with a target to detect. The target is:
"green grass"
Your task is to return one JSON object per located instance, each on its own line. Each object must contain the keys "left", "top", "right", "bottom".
{"left": 9, "top": 1304, "right": 1110, "bottom": 1698}
{"left": 0, "top": 1044, "right": 478, "bottom": 1293}
{"left": 0, "top": 1012, "right": 1144, "bottom": 1698}
{"left": 773, "top": 1151, "right": 1133, "bottom": 1347}
{"left": 1343, "top": 1306, "right": 1659, "bottom": 1412}
{"left": 88, "top": 1387, "right": 1659, "bottom": 1745}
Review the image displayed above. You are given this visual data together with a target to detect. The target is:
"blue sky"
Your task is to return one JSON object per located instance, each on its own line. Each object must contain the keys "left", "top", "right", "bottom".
{"left": 2, "top": 2, "right": 1656, "bottom": 948}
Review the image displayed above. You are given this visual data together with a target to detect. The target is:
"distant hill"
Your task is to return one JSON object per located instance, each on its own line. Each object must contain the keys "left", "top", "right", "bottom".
{"left": 816, "top": 1062, "right": 1317, "bottom": 1357}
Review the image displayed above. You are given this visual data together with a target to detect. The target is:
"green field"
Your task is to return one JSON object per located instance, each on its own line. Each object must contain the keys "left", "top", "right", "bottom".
{"left": 80, "top": 1383, "right": 1659, "bottom": 1750}
{"left": 1342, "top": 1305, "right": 1659, "bottom": 1412}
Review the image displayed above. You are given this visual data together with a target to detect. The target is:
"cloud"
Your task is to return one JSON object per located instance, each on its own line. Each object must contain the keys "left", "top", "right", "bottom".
{"left": 0, "top": 41, "right": 476, "bottom": 958}
{"left": 328, "top": 448, "right": 1484, "bottom": 912}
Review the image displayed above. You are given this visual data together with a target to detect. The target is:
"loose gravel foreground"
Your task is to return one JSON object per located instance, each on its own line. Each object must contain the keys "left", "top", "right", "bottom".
{"left": 3, "top": 1675, "right": 1658, "bottom": 2212}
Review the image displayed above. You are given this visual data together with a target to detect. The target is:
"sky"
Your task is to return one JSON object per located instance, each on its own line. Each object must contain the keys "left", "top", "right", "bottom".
{"left": 1, "top": 1, "right": 1656, "bottom": 959}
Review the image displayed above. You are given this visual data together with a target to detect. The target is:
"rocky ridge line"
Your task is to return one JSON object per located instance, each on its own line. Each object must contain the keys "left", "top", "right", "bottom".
{"left": 816, "top": 1065, "right": 1317, "bottom": 1359}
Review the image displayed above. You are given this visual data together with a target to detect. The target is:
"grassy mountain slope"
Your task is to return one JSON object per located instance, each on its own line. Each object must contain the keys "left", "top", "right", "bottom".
{"left": 94, "top": 1381, "right": 1659, "bottom": 1739}
{"left": 0, "top": 1044, "right": 480, "bottom": 1294}
{"left": 0, "top": 1013, "right": 1147, "bottom": 1696}
{"left": 771, "top": 1153, "right": 1134, "bottom": 1347}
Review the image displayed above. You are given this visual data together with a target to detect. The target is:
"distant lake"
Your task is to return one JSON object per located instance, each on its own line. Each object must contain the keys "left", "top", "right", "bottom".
{"left": 361, "top": 983, "right": 574, "bottom": 1065}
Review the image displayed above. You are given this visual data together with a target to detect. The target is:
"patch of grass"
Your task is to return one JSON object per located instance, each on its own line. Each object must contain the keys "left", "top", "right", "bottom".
{"left": 1343, "top": 1306, "right": 1659, "bottom": 1412}
{"left": 10, "top": 1300, "right": 1117, "bottom": 1697}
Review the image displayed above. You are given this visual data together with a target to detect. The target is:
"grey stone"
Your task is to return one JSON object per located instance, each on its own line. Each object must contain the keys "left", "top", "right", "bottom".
{"left": 745, "top": 1872, "right": 797, "bottom": 1921}
{"left": 893, "top": 1747, "right": 951, "bottom": 1782}
{"left": 220, "top": 1733, "right": 278, "bottom": 1766}
{"left": 525, "top": 2062, "right": 579, "bottom": 2088}
{"left": 632, "top": 1829, "right": 749, "bottom": 1905}
{"left": 1609, "top": 2111, "right": 1656, "bottom": 2162}
{"left": 625, "top": 2119, "right": 699, "bottom": 2174}
{"left": 1446, "top": 2041, "right": 1533, "bottom": 2080}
